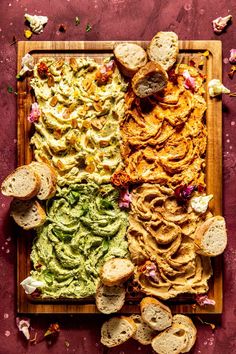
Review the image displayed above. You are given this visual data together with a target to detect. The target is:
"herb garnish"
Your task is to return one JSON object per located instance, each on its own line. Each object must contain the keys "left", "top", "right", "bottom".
{"left": 86, "top": 23, "right": 92, "bottom": 32}
{"left": 75, "top": 16, "right": 80, "bottom": 26}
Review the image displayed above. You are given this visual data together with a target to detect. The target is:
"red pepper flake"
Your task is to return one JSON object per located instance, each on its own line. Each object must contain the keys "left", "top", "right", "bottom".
{"left": 189, "top": 59, "right": 196, "bottom": 67}
{"left": 168, "top": 68, "right": 178, "bottom": 84}
{"left": 37, "top": 62, "right": 49, "bottom": 79}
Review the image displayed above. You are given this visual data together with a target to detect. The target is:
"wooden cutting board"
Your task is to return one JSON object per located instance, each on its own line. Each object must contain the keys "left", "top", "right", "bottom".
{"left": 17, "top": 40, "right": 222, "bottom": 314}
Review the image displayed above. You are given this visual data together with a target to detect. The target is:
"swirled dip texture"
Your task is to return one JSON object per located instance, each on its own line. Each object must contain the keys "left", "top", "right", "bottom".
{"left": 128, "top": 183, "right": 212, "bottom": 300}
{"left": 121, "top": 64, "right": 207, "bottom": 188}
{"left": 30, "top": 182, "right": 128, "bottom": 298}
{"left": 30, "top": 57, "right": 127, "bottom": 185}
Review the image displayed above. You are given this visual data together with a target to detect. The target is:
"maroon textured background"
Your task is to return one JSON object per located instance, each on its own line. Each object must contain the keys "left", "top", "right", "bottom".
{"left": 0, "top": 0, "right": 236, "bottom": 353}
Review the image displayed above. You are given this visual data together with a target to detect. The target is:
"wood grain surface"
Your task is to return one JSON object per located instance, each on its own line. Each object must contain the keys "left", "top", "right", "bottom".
{"left": 17, "top": 40, "right": 222, "bottom": 314}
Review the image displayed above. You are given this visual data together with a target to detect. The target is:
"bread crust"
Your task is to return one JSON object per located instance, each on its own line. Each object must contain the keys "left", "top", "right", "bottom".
{"left": 151, "top": 323, "right": 188, "bottom": 354}
{"left": 172, "top": 315, "right": 197, "bottom": 353}
{"left": 147, "top": 31, "right": 179, "bottom": 71}
{"left": 114, "top": 42, "right": 147, "bottom": 77}
{"left": 194, "top": 216, "right": 227, "bottom": 256}
{"left": 1, "top": 165, "right": 41, "bottom": 200}
{"left": 131, "top": 61, "right": 168, "bottom": 98}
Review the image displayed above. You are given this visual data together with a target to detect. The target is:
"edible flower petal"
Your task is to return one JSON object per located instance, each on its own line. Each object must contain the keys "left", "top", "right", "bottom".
{"left": 24, "top": 29, "right": 32, "bottom": 39}
{"left": 208, "top": 79, "right": 230, "bottom": 97}
{"left": 119, "top": 188, "right": 131, "bottom": 209}
{"left": 16, "top": 317, "right": 30, "bottom": 340}
{"left": 183, "top": 70, "right": 196, "bottom": 92}
{"left": 28, "top": 103, "right": 41, "bottom": 123}
{"left": 96, "top": 60, "right": 115, "bottom": 85}
{"left": 174, "top": 185, "right": 196, "bottom": 203}
{"left": 229, "top": 49, "right": 236, "bottom": 64}
{"left": 20, "top": 276, "right": 45, "bottom": 294}
{"left": 25, "top": 14, "right": 48, "bottom": 34}
{"left": 195, "top": 294, "right": 216, "bottom": 306}
{"left": 141, "top": 261, "right": 160, "bottom": 283}
{"left": 212, "top": 15, "right": 232, "bottom": 34}
{"left": 111, "top": 170, "right": 130, "bottom": 187}
{"left": 18, "top": 53, "right": 34, "bottom": 78}
{"left": 190, "top": 194, "right": 213, "bottom": 213}
{"left": 44, "top": 323, "right": 60, "bottom": 338}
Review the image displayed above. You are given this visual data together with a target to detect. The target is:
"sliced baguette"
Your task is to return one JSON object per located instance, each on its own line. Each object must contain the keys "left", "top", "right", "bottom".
{"left": 131, "top": 61, "right": 168, "bottom": 98}
{"left": 114, "top": 42, "right": 148, "bottom": 77}
{"left": 10, "top": 199, "right": 46, "bottom": 230}
{"left": 147, "top": 31, "right": 179, "bottom": 71}
{"left": 101, "top": 316, "right": 137, "bottom": 347}
{"left": 140, "top": 297, "right": 172, "bottom": 331}
{"left": 151, "top": 323, "right": 188, "bottom": 354}
{"left": 1, "top": 165, "right": 41, "bottom": 200}
{"left": 96, "top": 283, "right": 125, "bottom": 314}
{"left": 131, "top": 314, "right": 156, "bottom": 345}
{"left": 172, "top": 315, "right": 197, "bottom": 353}
{"left": 30, "top": 162, "right": 57, "bottom": 200}
{"left": 194, "top": 216, "right": 227, "bottom": 256}
{"left": 100, "top": 258, "right": 134, "bottom": 286}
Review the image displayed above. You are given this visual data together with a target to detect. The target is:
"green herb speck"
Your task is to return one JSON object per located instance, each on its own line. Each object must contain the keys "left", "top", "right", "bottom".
{"left": 75, "top": 16, "right": 80, "bottom": 26}
{"left": 86, "top": 23, "right": 92, "bottom": 32}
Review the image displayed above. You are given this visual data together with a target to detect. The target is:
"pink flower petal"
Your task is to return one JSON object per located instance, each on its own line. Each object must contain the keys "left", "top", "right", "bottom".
{"left": 229, "top": 49, "right": 236, "bottom": 64}
{"left": 196, "top": 294, "right": 216, "bottom": 306}
{"left": 183, "top": 70, "right": 196, "bottom": 92}
{"left": 16, "top": 317, "right": 30, "bottom": 340}
{"left": 119, "top": 188, "right": 131, "bottom": 208}
{"left": 27, "top": 102, "right": 40, "bottom": 123}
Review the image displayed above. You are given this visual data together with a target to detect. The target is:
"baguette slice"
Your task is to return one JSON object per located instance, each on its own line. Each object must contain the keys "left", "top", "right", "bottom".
{"left": 131, "top": 61, "right": 168, "bottom": 98}
{"left": 172, "top": 315, "right": 197, "bottom": 353}
{"left": 147, "top": 31, "right": 179, "bottom": 71}
{"left": 194, "top": 216, "right": 227, "bottom": 256}
{"left": 96, "top": 283, "right": 125, "bottom": 314}
{"left": 30, "top": 162, "right": 57, "bottom": 200}
{"left": 140, "top": 297, "right": 172, "bottom": 331}
{"left": 10, "top": 199, "right": 46, "bottom": 230}
{"left": 114, "top": 42, "right": 148, "bottom": 77}
{"left": 101, "top": 316, "right": 137, "bottom": 347}
{"left": 151, "top": 324, "right": 188, "bottom": 354}
{"left": 1, "top": 165, "right": 41, "bottom": 200}
{"left": 131, "top": 314, "right": 156, "bottom": 345}
{"left": 100, "top": 258, "right": 134, "bottom": 286}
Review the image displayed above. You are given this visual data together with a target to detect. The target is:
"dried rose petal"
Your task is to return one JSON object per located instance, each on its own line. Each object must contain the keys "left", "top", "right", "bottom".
{"left": 96, "top": 60, "right": 115, "bottom": 85}
{"left": 44, "top": 323, "right": 60, "bottom": 338}
{"left": 27, "top": 102, "right": 41, "bottom": 123}
{"left": 119, "top": 188, "right": 131, "bottom": 209}
{"left": 212, "top": 15, "right": 232, "bottom": 34}
{"left": 183, "top": 70, "right": 196, "bottom": 92}
{"left": 168, "top": 68, "right": 178, "bottom": 84}
{"left": 195, "top": 294, "right": 216, "bottom": 306}
{"left": 16, "top": 317, "right": 30, "bottom": 340}
{"left": 229, "top": 49, "right": 236, "bottom": 64}
{"left": 174, "top": 185, "right": 196, "bottom": 203}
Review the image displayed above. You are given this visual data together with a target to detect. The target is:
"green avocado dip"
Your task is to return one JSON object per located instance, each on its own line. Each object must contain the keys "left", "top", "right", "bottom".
{"left": 30, "top": 182, "right": 129, "bottom": 299}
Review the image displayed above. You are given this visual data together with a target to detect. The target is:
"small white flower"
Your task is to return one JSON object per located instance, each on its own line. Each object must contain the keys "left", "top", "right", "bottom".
{"left": 190, "top": 194, "right": 213, "bottom": 213}
{"left": 208, "top": 79, "right": 230, "bottom": 97}
{"left": 18, "top": 53, "right": 34, "bottom": 77}
{"left": 20, "top": 276, "right": 44, "bottom": 294}
{"left": 25, "top": 13, "right": 48, "bottom": 34}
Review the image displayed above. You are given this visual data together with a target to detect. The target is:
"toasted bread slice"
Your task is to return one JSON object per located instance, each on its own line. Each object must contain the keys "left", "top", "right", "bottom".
{"left": 100, "top": 258, "right": 134, "bottom": 286}
{"left": 101, "top": 316, "right": 137, "bottom": 347}
{"left": 131, "top": 314, "right": 156, "bottom": 345}
{"left": 172, "top": 315, "right": 197, "bottom": 353}
{"left": 140, "top": 297, "right": 172, "bottom": 331}
{"left": 147, "top": 31, "right": 179, "bottom": 71}
{"left": 194, "top": 216, "right": 227, "bottom": 256}
{"left": 10, "top": 199, "right": 46, "bottom": 230}
{"left": 114, "top": 42, "right": 148, "bottom": 77}
{"left": 1, "top": 165, "right": 41, "bottom": 200}
{"left": 131, "top": 61, "right": 168, "bottom": 98}
{"left": 96, "top": 283, "right": 125, "bottom": 314}
{"left": 30, "top": 162, "right": 57, "bottom": 200}
{"left": 151, "top": 324, "right": 188, "bottom": 354}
